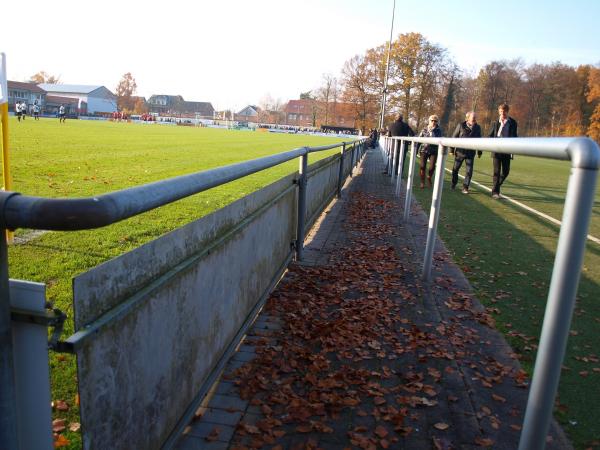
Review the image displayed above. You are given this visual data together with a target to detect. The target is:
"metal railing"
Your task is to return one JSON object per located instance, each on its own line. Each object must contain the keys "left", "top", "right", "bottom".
{"left": 0, "top": 138, "right": 366, "bottom": 449}
{"left": 381, "top": 134, "right": 599, "bottom": 450}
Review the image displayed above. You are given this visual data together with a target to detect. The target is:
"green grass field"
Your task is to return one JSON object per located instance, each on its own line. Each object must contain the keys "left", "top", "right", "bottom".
{"left": 2, "top": 117, "right": 346, "bottom": 449}
{"left": 411, "top": 152, "right": 600, "bottom": 450}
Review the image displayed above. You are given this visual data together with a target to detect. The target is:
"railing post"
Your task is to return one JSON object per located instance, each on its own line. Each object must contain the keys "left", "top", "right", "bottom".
{"left": 0, "top": 231, "right": 18, "bottom": 449}
{"left": 395, "top": 140, "right": 406, "bottom": 196}
{"left": 403, "top": 141, "right": 417, "bottom": 222}
{"left": 295, "top": 149, "right": 309, "bottom": 261}
{"left": 391, "top": 139, "right": 398, "bottom": 183}
{"left": 422, "top": 144, "right": 447, "bottom": 280}
{"left": 337, "top": 143, "right": 346, "bottom": 198}
{"left": 349, "top": 143, "right": 355, "bottom": 178}
{"left": 386, "top": 138, "right": 392, "bottom": 175}
{"left": 519, "top": 143, "right": 599, "bottom": 450}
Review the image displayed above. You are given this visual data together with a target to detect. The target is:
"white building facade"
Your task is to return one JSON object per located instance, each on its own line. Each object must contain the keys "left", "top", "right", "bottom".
{"left": 38, "top": 84, "right": 117, "bottom": 114}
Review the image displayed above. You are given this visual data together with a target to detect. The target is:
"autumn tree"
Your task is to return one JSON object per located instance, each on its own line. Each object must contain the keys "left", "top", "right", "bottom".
{"left": 317, "top": 74, "right": 338, "bottom": 126}
{"left": 29, "top": 71, "right": 60, "bottom": 84}
{"left": 115, "top": 72, "right": 137, "bottom": 112}
{"left": 341, "top": 54, "right": 378, "bottom": 132}
{"left": 587, "top": 66, "right": 600, "bottom": 143}
{"left": 133, "top": 98, "right": 149, "bottom": 115}
{"left": 336, "top": 32, "right": 596, "bottom": 139}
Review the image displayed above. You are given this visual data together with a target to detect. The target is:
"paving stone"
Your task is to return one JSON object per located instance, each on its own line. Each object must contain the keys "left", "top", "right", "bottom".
{"left": 200, "top": 408, "right": 243, "bottom": 426}
{"left": 175, "top": 435, "right": 230, "bottom": 450}
{"left": 207, "top": 394, "right": 248, "bottom": 412}
{"left": 186, "top": 421, "right": 235, "bottom": 442}
{"left": 231, "top": 351, "right": 256, "bottom": 363}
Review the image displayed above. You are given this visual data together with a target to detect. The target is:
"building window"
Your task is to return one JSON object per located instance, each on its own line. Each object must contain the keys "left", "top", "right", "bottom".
{"left": 289, "top": 114, "right": 296, "bottom": 121}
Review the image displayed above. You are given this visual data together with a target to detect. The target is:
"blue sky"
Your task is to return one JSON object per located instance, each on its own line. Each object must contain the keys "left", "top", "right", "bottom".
{"left": 2, "top": 0, "right": 598, "bottom": 110}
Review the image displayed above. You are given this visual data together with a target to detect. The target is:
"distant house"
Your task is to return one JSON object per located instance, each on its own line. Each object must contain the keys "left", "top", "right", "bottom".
{"left": 236, "top": 105, "right": 260, "bottom": 122}
{"left": 284, "top": 98, "right": 357, "bottom": 129}
{"left": 284, "top": 99, "right": 319, "bottom": 126}
{"left": 147, "top": 95, "right": 214, "bottom": 118}
{"left": 7, "top": 81, "right": 46, "bottom": 114}
{"left": 38, "top": 84, "right": 117, "bottom": 114}
{"left": 325, "top": 102, "right": 357, "bottom": 129}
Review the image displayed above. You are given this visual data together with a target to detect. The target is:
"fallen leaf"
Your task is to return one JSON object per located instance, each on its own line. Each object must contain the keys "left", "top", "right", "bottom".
{"left": 492, "top": 394, "right": 506, "bottom": 403}
{"left": 475, "top": 437, "right": 494, "bottom": 446}
{"left": 53, "top": 400, "right": 69, "bottom": 412}
{"left": 52, "top": 419, "right": 66, "bottom": 433}
{"left": 205, "top": 427, "right": 220, "bottom": 442}
{"left": 375, "top": 425, "right": 388, "bottom": 438}
{"left": 296, "top": 424, "right": 312, "bottom": 433}
{"left": 54, "top": 434, "right": 70, "bottom": 448}
{"left": 434, "top": 422, "right": 449, "bottom": 430}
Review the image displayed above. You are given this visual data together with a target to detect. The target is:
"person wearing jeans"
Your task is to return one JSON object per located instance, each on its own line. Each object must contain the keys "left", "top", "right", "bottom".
{"left": 450, "top": 111, "right": 482, "bottom": 194}
{"left": 417, "top": 115, "right": 442, "bottom": 188}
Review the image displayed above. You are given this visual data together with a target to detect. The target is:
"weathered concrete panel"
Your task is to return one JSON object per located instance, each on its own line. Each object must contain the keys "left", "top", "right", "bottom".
{"left": 306, "top": 154, "right": 340, "bottom": 225}
{"left": 73, "top": 174, "right": 297, "bottom": 450}
{"left": 73, "top": 173, "right": 297, "bottom": 329}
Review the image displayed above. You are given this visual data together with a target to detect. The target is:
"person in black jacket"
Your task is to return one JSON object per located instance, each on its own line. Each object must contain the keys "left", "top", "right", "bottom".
{"left": 488, "top": 103, "right": 518, "bottom": 198}
{"left": 417, "top": 115, "right": 443, "bottom": 188}
{"left": 450, "top": 111, "right": 482, "bottom": 194}
{"left": 387, "top": 113, "right": 415, "bottom": 176}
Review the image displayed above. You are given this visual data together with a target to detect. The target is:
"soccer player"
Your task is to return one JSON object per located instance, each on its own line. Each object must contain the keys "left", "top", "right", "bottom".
{"left": 33, "top": 101, "right": 40, "bottom": 120}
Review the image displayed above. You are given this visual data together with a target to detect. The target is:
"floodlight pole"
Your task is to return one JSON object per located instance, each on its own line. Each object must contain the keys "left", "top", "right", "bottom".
{"left": 378, "top": 0, "right": 395, "bottom": 130}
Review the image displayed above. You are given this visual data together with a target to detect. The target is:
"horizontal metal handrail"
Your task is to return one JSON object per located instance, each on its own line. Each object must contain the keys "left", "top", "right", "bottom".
{"left": 387, "top": 136, "right": 599, "bottom": 168}
{"left": 0, "top": 140, "right": 361, "bottom": 231}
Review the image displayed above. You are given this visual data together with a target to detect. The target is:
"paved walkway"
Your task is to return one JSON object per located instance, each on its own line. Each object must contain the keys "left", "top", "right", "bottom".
{"left": 175, "top": 149, "right": 571, "bottom": 450}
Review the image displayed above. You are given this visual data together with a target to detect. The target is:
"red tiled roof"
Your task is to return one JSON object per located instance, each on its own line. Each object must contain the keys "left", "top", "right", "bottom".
{"left": 7, "top": 80, "right": 46, "bottom": 93}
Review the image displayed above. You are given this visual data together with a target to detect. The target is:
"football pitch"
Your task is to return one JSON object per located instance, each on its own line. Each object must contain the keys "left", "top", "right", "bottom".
{"left": 3, "top": 118, "right": 600, "bottom": 448}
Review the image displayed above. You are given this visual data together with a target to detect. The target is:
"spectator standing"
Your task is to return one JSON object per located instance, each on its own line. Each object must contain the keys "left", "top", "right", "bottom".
{"left": 417, "top": 115, "right": 442, "bottom": 188}
{"left": 15, "top": 101, "right": 21, "bottom": 122}
{"left": 20, "top": 101, "right": 27, "bottom": 120}
{"left": 488, "top": 103, "right": 517, "bottom": 199}
{"left": 450, "top": 111, "right": 482, "bottom": 193}
{"left": 387, "top": 113, "right": 415, "bottom": 176}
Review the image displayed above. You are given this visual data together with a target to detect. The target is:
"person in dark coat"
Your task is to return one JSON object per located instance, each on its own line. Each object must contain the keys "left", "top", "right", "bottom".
{"left": 417, "top": 115, "right": 442, "bottom": 188}
{"left": 450, "top": 111, "right": 482, "bottom": 193}
{"left": 368, "top": 128, "right": 378, "bottom": 148}
{"left": 387, "top": 113, "right": 415, "bottom": 176}
{"left": 488, "top": 103, "right": 518, "bottom": 198}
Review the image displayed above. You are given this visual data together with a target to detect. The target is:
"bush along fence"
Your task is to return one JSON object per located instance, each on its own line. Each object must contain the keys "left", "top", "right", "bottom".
{"left": 380, "top": 134, "right": 599, "bottom": 450}
{"left": 0, "top": 138, "right": 366, "bottom": 450}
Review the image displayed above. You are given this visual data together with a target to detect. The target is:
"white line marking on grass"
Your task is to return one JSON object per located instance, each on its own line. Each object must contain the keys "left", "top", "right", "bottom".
{"left": 445, "top": 168, "right": 600, "bottom": 246}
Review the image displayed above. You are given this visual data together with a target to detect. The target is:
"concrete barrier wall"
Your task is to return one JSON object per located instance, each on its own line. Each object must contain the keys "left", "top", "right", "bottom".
{"left": 71, "top": 148, "right": 357, "bottom": 449}
{"left": 73, "top": 174, "right": 297, "bottom": 450}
